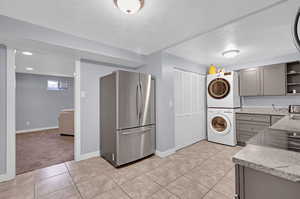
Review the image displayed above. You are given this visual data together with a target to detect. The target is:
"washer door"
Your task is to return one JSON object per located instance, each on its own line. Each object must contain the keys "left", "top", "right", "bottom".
{"left": 210, "top": 114, "right": 231, "bottom": 135}
{"left": 208, "top": 78, "right": 230, "bottom": 99}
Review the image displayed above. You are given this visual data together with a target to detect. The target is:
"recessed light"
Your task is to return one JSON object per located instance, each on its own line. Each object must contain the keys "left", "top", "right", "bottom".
{"left": 222, "top": 50, "right": 240, "bottom": 58}
{"left": 26, "top": 67, "right": 34, "bottom": 71}
{"left": 114, "top": 0, "right": 144, "bottom": 14}
{"left": 22, "top": 51, "right": 33, "bottom": 56}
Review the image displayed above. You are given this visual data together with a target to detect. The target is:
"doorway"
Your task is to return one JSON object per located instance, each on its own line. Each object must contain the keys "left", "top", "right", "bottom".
{"left": 174, "top": 69, "right": 206, "bottom": 150}
{"left": 15, "top": 50, "right": 75, "bottom": 174}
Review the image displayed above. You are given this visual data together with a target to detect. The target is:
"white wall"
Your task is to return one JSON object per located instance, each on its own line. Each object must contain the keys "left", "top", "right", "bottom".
{"left": 138, "top": 52, "right": 208, "bottom": 153}
{"left": 0, "top": 45, "right": 7, "bottom": 175}
{"left": 79, "top": 52, "right": 208, "bottom": 156}
{"left": 16, "top": 73, "right": 74, "bottom": 131}
{"left": 242, "top": 96, "right": 300, "bottom": 108}
{"left": 79, "top": 61, "right": 134, "bottom": 155}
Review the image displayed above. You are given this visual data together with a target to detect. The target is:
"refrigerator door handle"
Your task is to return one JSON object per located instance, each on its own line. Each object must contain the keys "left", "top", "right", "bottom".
{"left": 139, "top": 82, "right": 144, "bottom": 120}
{"left": 136, "top": 84, "right": 139, "bottom": 119}
{"left": 120, "top": 126, "right": 153, "bottom": 135}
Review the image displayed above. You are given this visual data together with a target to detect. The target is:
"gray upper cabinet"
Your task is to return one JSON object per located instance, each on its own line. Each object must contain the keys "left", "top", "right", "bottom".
{"left": 239, "top": 64, "right": 286, "bottom": 96}
{"left": 262, "top": 64, "right": 286, "bottom": 96}
{"left": 240, "top": 68, "right": 261, "bottom": 96}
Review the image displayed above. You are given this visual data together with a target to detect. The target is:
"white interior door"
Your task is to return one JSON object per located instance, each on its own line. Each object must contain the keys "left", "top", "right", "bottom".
{"left": 174, "top": 69, "right": 206, "bottom": 150}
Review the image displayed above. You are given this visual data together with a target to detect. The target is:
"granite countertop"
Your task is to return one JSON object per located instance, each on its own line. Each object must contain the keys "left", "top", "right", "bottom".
{"left": 271, "top": 115, "right": 300, "bottom": 132}
{"left": 236, "top": 107, "right": 289, "bottom": 116}
{"left": 233, "top": 128, "right": 300, "bottom": 182}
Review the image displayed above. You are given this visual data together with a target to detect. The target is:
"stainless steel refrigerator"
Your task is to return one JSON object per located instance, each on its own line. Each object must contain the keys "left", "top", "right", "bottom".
{"left": 100, "top": 70, "right": 156, "bottom": 167}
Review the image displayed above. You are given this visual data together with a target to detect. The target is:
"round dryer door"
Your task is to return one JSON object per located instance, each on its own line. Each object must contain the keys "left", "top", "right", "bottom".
{"left": 208, "top": 78, "right": 230, "bottom": 99}
{"left": 210, "top": 114, "right": 231, "bottom": 135}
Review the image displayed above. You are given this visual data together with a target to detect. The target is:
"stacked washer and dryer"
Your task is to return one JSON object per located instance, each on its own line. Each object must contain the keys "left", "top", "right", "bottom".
{"left": 207, "top": 72, "right": 240, "bottom": 146}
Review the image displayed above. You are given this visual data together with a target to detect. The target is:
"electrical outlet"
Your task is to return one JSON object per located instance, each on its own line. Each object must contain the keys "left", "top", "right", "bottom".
{"left": 26, "top": 121, "right": 30, "bottom": 126}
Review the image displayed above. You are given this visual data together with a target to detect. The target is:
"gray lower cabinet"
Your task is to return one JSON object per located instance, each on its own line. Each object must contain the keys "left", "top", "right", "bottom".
{"left": 239, "top": 68, "right": 261, "bottom": 96}
{"left": 236, "top": 165, "right": 300, "bottom": 199}
{"left": 236, "top": 113, "right": 285, "bottom": 145}
{"left": 271, "top": 115, "right": 284, "bottom": 125}
{"left": 239, "top": 63, "right": 286, "bottom": 96}
{"left": 236, "top": 113, "right": 270, "bottom": 145}
{"left": 262, "top": 64, "right": 286, "bottom": 96}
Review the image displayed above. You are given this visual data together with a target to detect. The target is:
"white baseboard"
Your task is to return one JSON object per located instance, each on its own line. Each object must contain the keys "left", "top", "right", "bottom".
{"left": 175, "top": 137, "right": 206, "bottom": 151}
{"left": 16, "top": 126, "right": 58, "bottom": 134}
{"left": 155, "top": 148, "right": 176, "bottom": 158}
{"left": 0, "top": 173, "right": 14, "bottom": 183}
{"left": 78, "top": 151, "right": 100, "bottom": 161}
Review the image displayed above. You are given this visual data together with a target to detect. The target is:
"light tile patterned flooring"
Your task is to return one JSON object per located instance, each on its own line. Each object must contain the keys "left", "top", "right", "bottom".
{"left": 0, "top": 141, "right": 241, "bottom": 199}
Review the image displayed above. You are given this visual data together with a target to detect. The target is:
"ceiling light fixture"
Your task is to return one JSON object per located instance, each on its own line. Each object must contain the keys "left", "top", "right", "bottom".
{"left": 222, "top": 50, "right": 240, "bottom": 58}
{"left": 22, "top": 51, "right": 33, "bottom": 56}
{"left": 25, "top": 67, "right": 34, "bottom": 71}
{"left": 114, "top": 0, "right": 144, "bottom": 14}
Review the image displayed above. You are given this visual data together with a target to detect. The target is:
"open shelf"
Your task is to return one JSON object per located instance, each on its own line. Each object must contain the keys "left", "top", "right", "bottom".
{"left": 286, "top": 61, "right": 300, "bottom": 95}
{"left": 287, "top": 83, "right": 300, "bottom": 86}
{"left": 287, "top": 72, "right": 300, "bottom": 75}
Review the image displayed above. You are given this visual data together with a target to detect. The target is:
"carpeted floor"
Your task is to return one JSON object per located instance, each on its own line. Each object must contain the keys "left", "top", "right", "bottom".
{"left": 16, "top": 128, "right": 74, "bottom": 174}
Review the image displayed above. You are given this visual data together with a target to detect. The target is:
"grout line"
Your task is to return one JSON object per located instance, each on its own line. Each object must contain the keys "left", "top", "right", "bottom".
{"left": 65, "top": 162, "right": 84, "bottom": 199}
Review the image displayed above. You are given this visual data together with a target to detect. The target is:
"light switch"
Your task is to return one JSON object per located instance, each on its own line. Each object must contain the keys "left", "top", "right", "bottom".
{"left": 81, "top": 91, "right": 86, "bottom": 98}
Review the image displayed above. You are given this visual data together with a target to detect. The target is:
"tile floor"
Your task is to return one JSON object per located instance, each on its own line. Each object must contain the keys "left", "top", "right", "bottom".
{"left": 0, "top": 141, "right": 241, "bottom": 199}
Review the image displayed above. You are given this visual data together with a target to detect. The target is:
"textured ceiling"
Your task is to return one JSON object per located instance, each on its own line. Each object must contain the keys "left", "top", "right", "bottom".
{"left": 0, "top": 0, "right": 281, "bottom": 54}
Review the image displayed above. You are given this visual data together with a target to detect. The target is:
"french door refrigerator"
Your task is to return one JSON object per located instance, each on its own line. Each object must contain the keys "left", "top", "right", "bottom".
{"left": 100, "top": 70, "right": 156, "bottom": 167}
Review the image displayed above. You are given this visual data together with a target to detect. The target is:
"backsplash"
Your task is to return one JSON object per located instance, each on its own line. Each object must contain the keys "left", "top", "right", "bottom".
{"left": 242, "top": 96, "right": 300, "bottom": 108}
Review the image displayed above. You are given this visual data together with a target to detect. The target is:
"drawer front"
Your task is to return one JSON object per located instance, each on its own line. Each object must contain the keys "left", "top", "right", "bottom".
{"left": 237, "top": 121, "right": 269, "bottom": 133}
{"left": 236, "top": 113, "right": 270, "bottom": 123}
{"left": 117, "top": 126, "right": 155, "bottom": 166}
{"left": 238, "top": 133, "right": 256, "bottom": 143}
{"left": 271, "top": 115, "right": 284, "bottom": 125}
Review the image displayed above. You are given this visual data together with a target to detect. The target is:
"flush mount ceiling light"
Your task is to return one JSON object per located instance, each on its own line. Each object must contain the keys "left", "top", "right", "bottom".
{"left": 114, "top": 0, "right": 144, "bottom": 14}
{"left": 25, "top": 67, "right": 34, "bottom": 71}
{"left": 222, "top": 50, "right": 240, "bottom": 58}
{"left": 22, "top": 51, "right": 33, "bottom": 56}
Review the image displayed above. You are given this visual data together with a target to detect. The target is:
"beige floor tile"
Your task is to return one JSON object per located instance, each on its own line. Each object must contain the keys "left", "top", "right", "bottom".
{"left": 213, "top": 177, "right": 235, "bottom": 198}
{"left": 93, "top": 187, "right": 130, "bottom": 199}
{"left": 108, "top": 165, "right": 144, "bottom": 185}
{"left": 146, "top": 162, "right": 182, "bottom": 186}
{"left": 38, "top": 185, "right": 81, "bottom": 199}
{"left": 69, "top": 166, "right": 109, "bottom": 184}
{"left": 133, "top": 156, "right": 169, "bottom": 173}
{"left": 166, "top": 176, "right": 209, "bottom": 199}
{"left": 0, "top": 171, "right": 35, "bottom": 192}
{"left": 66, "top": 157, "right": 114, "bottom": 172}
{"left": 37, "top": 173, "right": 73, "bottom": 197}
{"left": 203, "top": 190, "right": 229, "bottom": 199}
{"left": 76, "top": 174, "right": 117, "bottom": 199}
{"left": 35, "top": 163, "right": 68, "bottom": 182}
{"left": 185, "top": 165, "right": 226, "bottom": 189}
{"left": 121, "top": 175, "right": 161, "bottom": 199}
{"left": 149, "top": 189, "right": 179, "bottom": 199}
{"left": 0, "top": 184, "right": 35, "bottom": 199}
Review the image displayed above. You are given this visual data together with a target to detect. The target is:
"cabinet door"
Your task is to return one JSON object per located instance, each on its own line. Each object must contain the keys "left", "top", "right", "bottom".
{"left": 240, "top": 68, "right": 261, "bottom": 96}
{"left": 262, "top": 64, "right": 286, "bottom": 96}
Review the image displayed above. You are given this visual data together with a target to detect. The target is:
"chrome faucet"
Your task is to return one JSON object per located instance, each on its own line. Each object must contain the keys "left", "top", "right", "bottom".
{"left": 272, "top": 104, "right": 276, "bottom": 111}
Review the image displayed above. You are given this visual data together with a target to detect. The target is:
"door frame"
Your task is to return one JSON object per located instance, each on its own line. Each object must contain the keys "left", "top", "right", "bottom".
{"left": 2, "top": 46, "right": 81, "bottom": 182}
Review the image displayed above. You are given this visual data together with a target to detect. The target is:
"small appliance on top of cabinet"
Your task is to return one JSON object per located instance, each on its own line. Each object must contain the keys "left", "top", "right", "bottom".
{"left": 100, "top": 70, "right": 156, "bottom": 167}
{"left": 207, "top": 72, "right": 240, "bottom": 108}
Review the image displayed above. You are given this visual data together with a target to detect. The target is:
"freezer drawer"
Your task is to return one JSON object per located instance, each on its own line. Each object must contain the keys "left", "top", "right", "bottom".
{"left": 116, "top": 125, "right": 155, "bottom": 166}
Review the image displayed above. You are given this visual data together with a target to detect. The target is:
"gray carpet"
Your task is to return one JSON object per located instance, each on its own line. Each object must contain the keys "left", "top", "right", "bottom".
{"left": 16, "top": 129, "right": 74, "bottom": 174}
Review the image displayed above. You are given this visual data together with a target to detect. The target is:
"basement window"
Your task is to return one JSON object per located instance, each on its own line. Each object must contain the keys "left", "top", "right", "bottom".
{"left": 47, "top": 80, "right": 60, "bottom": 91}
{"left": 47, "top": 80, "right": 69, "bottom": 91}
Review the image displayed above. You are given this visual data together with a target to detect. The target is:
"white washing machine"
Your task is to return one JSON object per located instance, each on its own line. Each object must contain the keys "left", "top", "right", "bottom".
{"left": 207, "top": 72, "right": 240, "bottom": 108}
{"left": 207, "top": 108, "right": 237, "bottom": 146}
